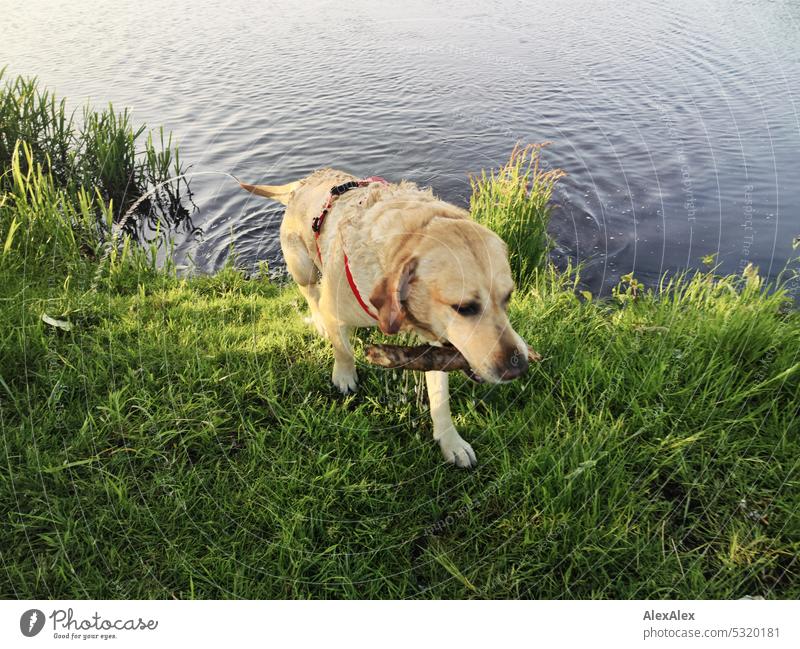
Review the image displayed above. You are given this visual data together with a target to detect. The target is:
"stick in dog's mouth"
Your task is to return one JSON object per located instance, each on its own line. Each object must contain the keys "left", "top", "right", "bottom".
{"left": 364, "top": 343, "right": 541, "bottom": 382}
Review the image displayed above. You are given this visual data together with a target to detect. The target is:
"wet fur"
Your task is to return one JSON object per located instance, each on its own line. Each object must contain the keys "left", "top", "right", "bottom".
{"left": 241, "top": 169, "right": 528, "bottom": 468}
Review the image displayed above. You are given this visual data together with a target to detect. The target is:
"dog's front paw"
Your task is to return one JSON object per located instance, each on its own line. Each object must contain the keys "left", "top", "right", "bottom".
{"left": 332, "top": 363, "right": 358, "bottom": 394}
{"left": 439, "top": 433, "right": 477, "bottom": 468}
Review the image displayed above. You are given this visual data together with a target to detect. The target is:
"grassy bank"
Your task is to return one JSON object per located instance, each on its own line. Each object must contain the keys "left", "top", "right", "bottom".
{"left": 1, "top": 77, "right": 798, "bottom": 599}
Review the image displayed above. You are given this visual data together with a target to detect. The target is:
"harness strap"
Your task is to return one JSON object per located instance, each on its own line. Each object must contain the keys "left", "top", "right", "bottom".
{"left": 313, "top": 176, "right": 388, "bottom": 320}
{"left": 343, "top": 253, "right": 378, "bottom": 320}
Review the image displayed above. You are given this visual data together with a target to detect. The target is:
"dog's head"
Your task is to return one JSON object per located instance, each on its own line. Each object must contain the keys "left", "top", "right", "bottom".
{"left": 370, "top": 217, "right": 529, "bottom": 383}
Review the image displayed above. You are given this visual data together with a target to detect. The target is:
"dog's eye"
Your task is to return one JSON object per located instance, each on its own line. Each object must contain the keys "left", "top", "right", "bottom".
{"left": 451, "top": 301, "right": 481, "bottom": 317}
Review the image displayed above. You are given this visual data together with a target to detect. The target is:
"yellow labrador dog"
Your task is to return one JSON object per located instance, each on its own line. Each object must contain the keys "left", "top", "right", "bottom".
{"left": 241, "top": 169, "right": 529, "bottom": 468}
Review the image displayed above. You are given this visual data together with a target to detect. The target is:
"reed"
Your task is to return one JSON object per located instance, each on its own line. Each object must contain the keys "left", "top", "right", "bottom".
{"left": 471, "top": 143, "right": 565, "bottom": 286}
{"left": 0, "top": 69, "right": 187, "bottom": 238}
{"left": 0, "top": 141, "right": 104, "bottom": 271}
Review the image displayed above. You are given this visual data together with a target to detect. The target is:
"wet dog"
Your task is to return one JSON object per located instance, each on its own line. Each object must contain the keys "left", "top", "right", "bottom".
{"left": 241, "top": 169, "right": 528, "bottom": 467}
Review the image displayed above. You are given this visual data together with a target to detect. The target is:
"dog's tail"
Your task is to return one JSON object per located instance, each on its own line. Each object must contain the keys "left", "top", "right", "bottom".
{"left": 239, "top": 179, "right": 302, "bottom": 205}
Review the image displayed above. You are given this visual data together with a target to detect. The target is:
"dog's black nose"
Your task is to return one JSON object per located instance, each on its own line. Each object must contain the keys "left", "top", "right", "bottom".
{"left": 498, "top": 350, "right": 529, "bottom": 381}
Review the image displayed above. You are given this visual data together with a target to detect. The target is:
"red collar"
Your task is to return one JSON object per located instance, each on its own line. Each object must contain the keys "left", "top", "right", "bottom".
{"left": 313, "top": 176, "right": 388, "bottom": 320}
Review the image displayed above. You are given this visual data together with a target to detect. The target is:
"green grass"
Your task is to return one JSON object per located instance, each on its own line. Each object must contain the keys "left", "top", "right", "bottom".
{"left": 1, "top": 76, "right": 798, "bottom": 599}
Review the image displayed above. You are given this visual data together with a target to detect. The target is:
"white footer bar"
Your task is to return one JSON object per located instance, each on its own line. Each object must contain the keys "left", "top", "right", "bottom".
{"left": 1, "top": 600, "right": 797, "bottom": 648}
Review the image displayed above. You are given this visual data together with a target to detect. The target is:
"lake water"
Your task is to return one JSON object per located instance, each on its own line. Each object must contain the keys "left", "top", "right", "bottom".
{"left": 2, "top": 0, "right": 799, "bottom": 294}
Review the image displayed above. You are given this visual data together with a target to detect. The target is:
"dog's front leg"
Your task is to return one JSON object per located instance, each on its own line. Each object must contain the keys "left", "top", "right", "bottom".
{"left": 425, "top": 371, "right": 476, "bottom": 468}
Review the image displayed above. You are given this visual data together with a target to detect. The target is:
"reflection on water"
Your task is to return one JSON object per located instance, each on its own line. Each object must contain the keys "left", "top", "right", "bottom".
{"left": 127, "top": 175, "right": 198, "bottom": 246}
{"left": 1, "top": 0, "right": 799, "bottom": 294}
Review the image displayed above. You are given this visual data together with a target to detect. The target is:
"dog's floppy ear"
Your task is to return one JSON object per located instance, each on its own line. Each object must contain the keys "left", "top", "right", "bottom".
{"left": 370, "top": 257, "right": 418, "bottom": 335}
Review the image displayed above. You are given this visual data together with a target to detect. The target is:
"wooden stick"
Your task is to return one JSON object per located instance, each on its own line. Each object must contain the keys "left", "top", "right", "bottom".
{"left": 364, "top": 343, "right": 541, "bottom": 372}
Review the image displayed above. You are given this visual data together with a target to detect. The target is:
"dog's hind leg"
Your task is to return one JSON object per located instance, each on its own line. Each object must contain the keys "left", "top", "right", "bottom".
{"left": 281, "top": 230, "right": 327, "bottom": 338}
{"left": 425, "top": 371, "right": 476, "bottom": 468}
{"left": 298, "top": 284, "right": 328, "bottom": 338}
